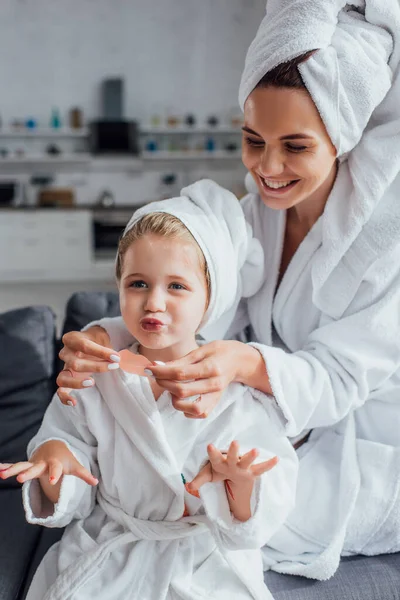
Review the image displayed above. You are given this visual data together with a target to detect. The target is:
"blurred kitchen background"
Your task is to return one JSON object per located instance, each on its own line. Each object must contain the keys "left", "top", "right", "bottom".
{"left": 0, "top": 0, "right": 265, "bottom": 331}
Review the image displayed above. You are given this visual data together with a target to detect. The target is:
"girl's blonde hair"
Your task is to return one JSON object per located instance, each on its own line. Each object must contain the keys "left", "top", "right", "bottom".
{"left": 116, "top": 212, "right": 211, "bottom": 300}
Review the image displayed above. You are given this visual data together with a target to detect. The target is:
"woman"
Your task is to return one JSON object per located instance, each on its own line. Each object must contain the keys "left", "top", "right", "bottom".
{"left": 57, "top": 0, "right": 400, "bottom": 581}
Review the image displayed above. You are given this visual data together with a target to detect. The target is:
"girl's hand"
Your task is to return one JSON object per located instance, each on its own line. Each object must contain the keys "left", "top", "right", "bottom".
{"left": 0, "top": 440, "right": 98, "bottom": 504}
{"left": 57, "top": 327, "right": 120, "bottom": 407}
{"left": 186, "top": 441, "right": 278, "bottom": 494}
{"left": 186, "top": 441, "right": 278, "bottom": 522}
{"left": 147, "top": 341, "right": 270, "bottom": 418}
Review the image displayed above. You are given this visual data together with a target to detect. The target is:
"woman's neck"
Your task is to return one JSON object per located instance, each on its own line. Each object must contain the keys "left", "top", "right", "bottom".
{"left": 287, "top": 161, "right": 338, "bottom": 231}
{"left": 138, "top": 338, "right": 199, "bottom": 364}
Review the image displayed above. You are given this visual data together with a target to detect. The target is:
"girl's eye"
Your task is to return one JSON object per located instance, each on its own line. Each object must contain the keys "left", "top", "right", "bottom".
{"left": 130, "top": 280, "right": 147, "bottom": 288}
{"left": 170, "top": 283, "right": 185, "bottom": 290}
{"left": 244, "top": 136, "right": 264, "bottom": 148}
{"left": 286, "top": 144, "right": 307, "bottom": 153}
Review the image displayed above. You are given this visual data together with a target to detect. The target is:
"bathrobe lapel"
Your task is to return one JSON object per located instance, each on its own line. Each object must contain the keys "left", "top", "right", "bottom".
{"left": 95, "top": 370, "right": 183, "bottom": 502}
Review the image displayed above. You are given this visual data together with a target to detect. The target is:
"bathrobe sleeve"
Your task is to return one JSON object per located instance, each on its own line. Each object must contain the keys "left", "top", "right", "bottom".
{"left": 22, "top": 387, "right": 100, "bottom": 528}
{"left": 83, "top": 316, "right": 135, "bottom": 351}
{"left": 196, "top": 388, "right": 298, "bottom": 551}
{"left": 250, "top": 247, "right": 400, "bottom": 437}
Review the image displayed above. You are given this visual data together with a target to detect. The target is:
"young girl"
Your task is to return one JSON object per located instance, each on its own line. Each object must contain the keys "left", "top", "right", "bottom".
{"left": 1, "top": 180, "right": 297, "bottom": 600}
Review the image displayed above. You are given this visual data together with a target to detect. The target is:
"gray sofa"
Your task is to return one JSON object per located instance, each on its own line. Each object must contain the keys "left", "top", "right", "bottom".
{"left": 0, "top": 292, "right": 399, "bottom": 600}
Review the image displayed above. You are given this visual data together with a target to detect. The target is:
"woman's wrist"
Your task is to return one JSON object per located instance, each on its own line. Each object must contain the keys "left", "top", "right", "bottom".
{"left": 235, "top": 343, "right": 272, "bottom": 395}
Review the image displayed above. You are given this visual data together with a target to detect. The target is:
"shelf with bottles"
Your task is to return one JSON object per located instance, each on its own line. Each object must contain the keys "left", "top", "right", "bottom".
{"left": 142, "top": 150, "right": 242, "bottom": 161}
{"left": 0, "top": 127, "right": 89, "bottom": 139}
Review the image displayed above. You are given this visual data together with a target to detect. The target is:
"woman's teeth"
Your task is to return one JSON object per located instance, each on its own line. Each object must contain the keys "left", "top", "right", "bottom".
{"left": 262, "top": 178, "right": 294, "bottom": 189}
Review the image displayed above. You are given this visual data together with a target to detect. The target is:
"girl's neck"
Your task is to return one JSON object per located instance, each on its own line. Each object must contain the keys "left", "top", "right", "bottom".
{"left": 138, "top": 338, "right": 199, "bottom": 364}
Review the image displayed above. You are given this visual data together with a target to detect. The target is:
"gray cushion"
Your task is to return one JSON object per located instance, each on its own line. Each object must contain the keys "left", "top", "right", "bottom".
{"left": 264, "top": 553, "right": 400, "bottom": 599}
{"left": 0, "top": 488, "right": 40, "bottom": 600}
{"left": 0, "top": 306, "right": 56, "bottom": 489}
{"left": 62, "top": 291, "right": 120, "bottom": 336}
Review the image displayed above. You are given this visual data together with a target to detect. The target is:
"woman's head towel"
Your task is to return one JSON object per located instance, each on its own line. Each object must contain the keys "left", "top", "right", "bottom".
{"left": 123, "top": 179, "right": 264, "bottom": 340}
{"left": 239, "top": 0, "right": 399, "bottom": 157}
{"left": 239, "top": 0, "right": 400, "bottom": 317}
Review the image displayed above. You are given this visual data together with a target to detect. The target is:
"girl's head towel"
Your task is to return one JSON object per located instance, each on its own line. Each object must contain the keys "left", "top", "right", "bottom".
{"left": 123, "top": 179, "right": 264, "bottom": 339}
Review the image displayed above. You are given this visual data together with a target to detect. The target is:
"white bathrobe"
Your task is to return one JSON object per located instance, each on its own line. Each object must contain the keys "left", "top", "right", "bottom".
{"left": 95, "top": 173, "right": 400, "bottom": 581}
{"left": 239, "top": 184, "right": 400, "bottom": 580}
{"left": 23, "top": 344, "right": 298, "bottom": 600}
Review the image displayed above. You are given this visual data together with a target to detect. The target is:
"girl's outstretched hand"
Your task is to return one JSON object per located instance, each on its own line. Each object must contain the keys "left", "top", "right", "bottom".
{"left": 186, "top": 441, "right": 278, "bottom": 494}
{"left": 185, "top": 441, "right": 278, "bottom": 522}
{"left": 0, "top": 440, "right": 98, "bottom": 504}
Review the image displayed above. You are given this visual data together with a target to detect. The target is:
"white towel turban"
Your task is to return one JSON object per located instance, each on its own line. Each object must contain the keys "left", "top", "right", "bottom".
{"left": 123, "top": 179, "right": 264, "bottom": 340}
{"left": 239, "top": 0, "right": 399, "bottom": 157}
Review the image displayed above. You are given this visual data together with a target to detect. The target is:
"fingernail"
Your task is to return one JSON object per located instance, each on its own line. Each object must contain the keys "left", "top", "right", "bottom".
{"left": 82, "top": 379, "right": 94, "bottom": 387}
{"left": 67, "top": 400, "right": 74, "bottom": 407}
{"left": 108, "top": 363, "right": 120, "bottom": 371}
{"left": 110, "top": 354, "right": 120, "bottom": 363}
{"left": 144, "top": 369, "right": 154, "bottom": 376}
{"left": 185, "top": 483, "right": 200, "bottom": 498}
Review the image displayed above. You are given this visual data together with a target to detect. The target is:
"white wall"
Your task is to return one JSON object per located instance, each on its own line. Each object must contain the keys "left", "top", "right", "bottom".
{"left": 0, "top": 0, "right": 264, "bottom": 125}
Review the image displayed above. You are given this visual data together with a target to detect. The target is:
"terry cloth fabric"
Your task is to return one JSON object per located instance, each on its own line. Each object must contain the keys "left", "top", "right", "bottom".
{"left": 123, "top": 179, "right": 265, "bottom": 340}
{"left": 239, "top": 0, "right": 400, "bottom": 318}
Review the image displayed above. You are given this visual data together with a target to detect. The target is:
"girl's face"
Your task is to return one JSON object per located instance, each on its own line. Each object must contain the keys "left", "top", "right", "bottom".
{"left": 118, "top": 234, "right": 208, "bottom": 361}
{"left": 242, "top": 86, "right": 337, "bottom": 213}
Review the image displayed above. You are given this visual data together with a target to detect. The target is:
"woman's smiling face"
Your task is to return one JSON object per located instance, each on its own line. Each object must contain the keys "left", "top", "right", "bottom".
{"left": 242, "top": 86, "right": 337, "bottom": 212}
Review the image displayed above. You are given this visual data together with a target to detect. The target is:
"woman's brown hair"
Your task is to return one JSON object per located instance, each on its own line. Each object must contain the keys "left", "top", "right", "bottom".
{"left": 256, "top": 50, "right": 317, "bottom": 90}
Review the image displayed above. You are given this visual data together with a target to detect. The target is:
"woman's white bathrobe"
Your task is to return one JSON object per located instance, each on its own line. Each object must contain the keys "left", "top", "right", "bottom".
{"left": 23, "top": 345, "right": 298, "bottom": 600}
{"left": 96, "top": 173, "right": 400, "bottom": 581}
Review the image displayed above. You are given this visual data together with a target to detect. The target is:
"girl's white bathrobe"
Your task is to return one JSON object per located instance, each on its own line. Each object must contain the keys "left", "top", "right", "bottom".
{"left": 23, "top": 344, "right": 298, "bottom": 600}
{"left": 96, "top": 173, "right": 400, "bottom": 582}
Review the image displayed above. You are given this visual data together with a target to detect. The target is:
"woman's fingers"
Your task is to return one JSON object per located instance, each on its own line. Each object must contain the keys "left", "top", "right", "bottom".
{"left": 57, "top": 387, "right": 77, "bottom": 407}
{"left": 59, "top": 350, "right": 117, "bottom": 375}
{"left": 59, "top": 331, "right": 120, "bottom": 375}
{"left": 251, "top": 456, "right": 279, "bottom": 477}
{"left": 17, "top": 461, "right": 47, "bottom": 483}
{"left": 172, "top": 391, "right": 222, "bottom": 418}
{"left": 0, "top": 462, "right": 33, "bottom": 479}
{"left": 56, "top": 368, "right": 94, "bottom": 390}
{"left": 155, "top": 375, "right": 224, "bottom": 400}
{"left": 149, "top": 347, "right": 223, "bottom": 383}
{"left": 60, "top": 331, "right": 114, "bottom": 361}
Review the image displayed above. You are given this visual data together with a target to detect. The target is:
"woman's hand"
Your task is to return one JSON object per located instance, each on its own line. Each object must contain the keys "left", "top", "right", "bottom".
{"left": 0, "top": 440, "right": 98, "bottom": 504}
{"left": 147, "top": 340, "right": 271, "bottom": 418}
{"left": 57, "top": 326, "right": 120, "bottom": 407}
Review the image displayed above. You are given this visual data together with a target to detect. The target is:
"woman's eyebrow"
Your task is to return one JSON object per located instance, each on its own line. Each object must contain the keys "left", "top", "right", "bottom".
{"left": 242, "top": 126, "right": 262, "bottom": 137}
{"left": 242, "top": 126, "right": 314, "bottom": 141}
